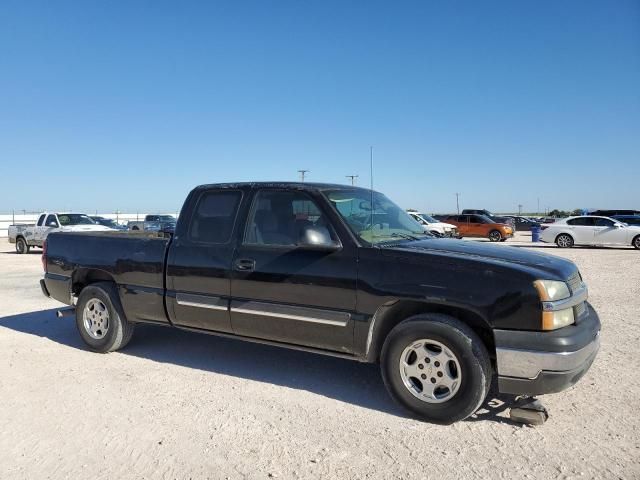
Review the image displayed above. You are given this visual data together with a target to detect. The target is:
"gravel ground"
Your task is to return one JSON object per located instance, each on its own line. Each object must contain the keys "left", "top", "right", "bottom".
{"left": 1, "top": 234, "right": 639, "bottom": 479}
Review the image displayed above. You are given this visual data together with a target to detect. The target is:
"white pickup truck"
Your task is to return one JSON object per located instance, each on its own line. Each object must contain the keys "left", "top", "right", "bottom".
{"left": 407, "top": 211, "right": 461, "bottom": 238}
{"left": 9, "top": 212, "right": 113, "bottom": 254}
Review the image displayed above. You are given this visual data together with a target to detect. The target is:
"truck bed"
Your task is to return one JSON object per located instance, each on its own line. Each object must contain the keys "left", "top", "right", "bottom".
{"left": 44, "top": 230, "right": 171, "bottom": 324}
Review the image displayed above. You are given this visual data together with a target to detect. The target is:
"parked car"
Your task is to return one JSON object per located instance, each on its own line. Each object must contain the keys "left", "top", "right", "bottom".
{"left": 11, "top": 212, "right": 112, "bottom": 254}
{"left": 40, "top": 182, "right": 600, "bottom": 424}
{"left": 407, "top": 211, "right": 460, "bottom": 238}
{"left": 612, "top": 215, "right": 640, "bottom": 227}
{"left": 540, "top": 216, "right": 640, "bottom": 249}
{"left": 501, "top": 215, "right": 540, "bottom": 232}
{"left": 461, "top": 209, "right": 516, "bottom": 230}
{"left": 90, "top": 216, "right": 128, "bottom": 231}
{"left": 128, "top": 214, "right": 177, "bottom": 232}
{"left": 444, "top": 214, "right": 514, "bottom": 242}
{"left": 588, "top": 209, "right": 640, "bottom": 217}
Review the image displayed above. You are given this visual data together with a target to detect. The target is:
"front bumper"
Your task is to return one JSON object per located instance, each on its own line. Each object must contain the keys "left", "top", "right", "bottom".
{"left": 495, "top": 303, "right": 601, "bottom": 395}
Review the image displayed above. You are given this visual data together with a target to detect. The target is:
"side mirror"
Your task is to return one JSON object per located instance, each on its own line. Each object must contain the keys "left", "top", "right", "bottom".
{"left": 298, "top": 226, "right": 341, "bottom": 251}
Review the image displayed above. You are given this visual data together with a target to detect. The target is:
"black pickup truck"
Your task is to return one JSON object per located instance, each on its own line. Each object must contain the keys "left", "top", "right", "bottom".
{"left": 41, "top": 182, "right": 600, "bottom": 423}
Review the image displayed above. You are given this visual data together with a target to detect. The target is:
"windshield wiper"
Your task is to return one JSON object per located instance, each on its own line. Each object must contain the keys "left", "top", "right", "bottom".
{"left": 390, "top": 232, "right": 421, "bottom": 241}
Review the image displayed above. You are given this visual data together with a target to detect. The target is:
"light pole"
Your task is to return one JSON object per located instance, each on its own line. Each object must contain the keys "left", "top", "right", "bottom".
{"left": 346, "top": 175, "right": 358, "bottom": 186}
{"left": 455, "top": 193, "right": 460, "bottom": 214}
{"left": 297, "top": 170, "right": 310, "bottom": 182}
{"left": 518, "top": 204, "right": 523, "bottom": 215}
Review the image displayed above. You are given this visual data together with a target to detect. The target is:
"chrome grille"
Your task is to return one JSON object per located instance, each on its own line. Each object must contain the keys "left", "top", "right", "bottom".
{"left": 574, "top": 301, "right": 587, "bottom": 318}
{"left": 567, "top": 271, "right": 582, "bottom": 294}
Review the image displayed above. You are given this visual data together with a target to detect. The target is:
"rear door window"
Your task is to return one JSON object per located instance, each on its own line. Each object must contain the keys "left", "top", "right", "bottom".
{"left": 568, "top": 217, "right": 595, "bottom": 226}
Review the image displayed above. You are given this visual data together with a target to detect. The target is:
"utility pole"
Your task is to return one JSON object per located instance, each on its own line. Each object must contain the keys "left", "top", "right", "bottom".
{"left": 518, "top": 204, "right": 523, "bottom": 215}
{"left": 537, "top": 198, "right": 540, "bottom": 216}
{"left": 297, "top": 170, "right": 310, "bottom": 182}
{"left": 345, "top": 175, "right": 358, "bottom": 186}
{"left": 455, "top": 193, "right": 460, "bottom": 214}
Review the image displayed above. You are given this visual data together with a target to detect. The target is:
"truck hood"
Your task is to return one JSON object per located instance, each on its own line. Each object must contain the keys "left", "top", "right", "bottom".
{"left": 60, "top": 225, "right": 114, "bottom": 232}
{"left": 429, "top": 222, "right": 456, "bottom": 229}
{"left": 380, "top": 238, "right": 576, "bottom": 279}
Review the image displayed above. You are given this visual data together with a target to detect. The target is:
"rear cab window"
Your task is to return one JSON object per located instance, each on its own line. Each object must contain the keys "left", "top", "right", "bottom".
{"left": 189, "top": 190, "right": 242, "bottom": 244}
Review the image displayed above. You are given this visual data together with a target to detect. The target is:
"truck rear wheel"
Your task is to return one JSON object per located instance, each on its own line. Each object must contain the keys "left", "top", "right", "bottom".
{"left": 380, "top": 313, "right": 491, "bottom": 424}
{"left": 16, "top": 237, "right": 30, "bottom": 254}
{"left": 76, "top": 282, "right": 135, "bottom": 353}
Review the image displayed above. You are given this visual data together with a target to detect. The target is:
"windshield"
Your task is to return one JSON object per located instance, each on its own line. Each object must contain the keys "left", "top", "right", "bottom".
{"left": 325, "top": 189, "right": 428, "bottom": 244}
{"left": 147, "top": 215, "right": 175, "bottom": 222}
{"left": 476, "top": 215, "right": 494, "bottom": 224}
{"left": 58, "top": 214, "right": 96, "bottom": 226}
{"left": 418, "top": 213, "right": 438, "bottom": 224}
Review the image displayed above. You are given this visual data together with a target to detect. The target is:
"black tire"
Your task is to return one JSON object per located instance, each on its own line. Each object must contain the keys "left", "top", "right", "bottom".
{"left": 488, "top": 230, "right": 502, "bottom": 242}
{"left": 499, "top": 238, "right": 508, "bottom": 242}
{"left": 15, "top": 237, "right": 30, "bottom": 254}
{"left": 131, "top": 226, "right": 140, "bottom": 231}
{"left": 76, "top": 282, "right": 135, "bottom": 353}
{"left": 633, "top": 235, "right": 640, "bottom": 250}
{"left": 555, "top": 233, "right": 574, "bottom": 248}
{"left": 380, "top": 313, "right": 492, "bottom": 424}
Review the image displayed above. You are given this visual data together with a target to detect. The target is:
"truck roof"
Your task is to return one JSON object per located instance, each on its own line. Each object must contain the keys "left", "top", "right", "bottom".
{"left": 193, "top": 182, "right": 374, "bottom": 193}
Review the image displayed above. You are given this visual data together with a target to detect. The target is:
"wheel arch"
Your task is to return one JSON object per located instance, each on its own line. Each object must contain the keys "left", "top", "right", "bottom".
{"left": 71, "top": 268, "right": 117, "bottom": 297}
{"left": 365, "top": 300, "right": 494, "bottom": 363}
{"left": 555, "top": 231, "right": 574, "bottom": 243}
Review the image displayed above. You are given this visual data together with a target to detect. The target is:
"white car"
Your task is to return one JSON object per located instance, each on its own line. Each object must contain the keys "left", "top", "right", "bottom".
{"left": 407, "top": 211, "right": 460, "bottom": 238}
{"left": 540, "top": 216, "right": 640, "bottom": 249}
{"left": 11, "top": 212, "right": 113, "bottom": 254}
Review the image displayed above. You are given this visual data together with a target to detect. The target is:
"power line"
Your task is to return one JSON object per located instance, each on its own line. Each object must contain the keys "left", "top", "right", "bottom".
{"left": 345, "top": 175, "right": 358, "bottom": 186}
{"left": 297, "top": 169, "right": 310, "bottom": 182}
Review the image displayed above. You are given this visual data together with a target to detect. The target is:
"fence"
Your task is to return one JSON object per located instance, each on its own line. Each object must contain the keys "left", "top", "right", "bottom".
{"left": 0, "top": 212, "right": 177, "bottom": 238}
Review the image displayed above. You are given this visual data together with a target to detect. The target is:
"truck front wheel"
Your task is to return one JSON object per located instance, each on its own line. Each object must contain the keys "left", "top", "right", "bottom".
{"left": 380, "top": 313, "right": 491, "bottom": 424}
{"left": 76, "top": 282, "right": 135, "bottom": 353}
{"left": 488, "top": 230, "right": 502, "bottom": 242}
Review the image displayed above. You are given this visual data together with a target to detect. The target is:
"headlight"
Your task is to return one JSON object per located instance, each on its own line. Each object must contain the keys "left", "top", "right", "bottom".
{"left": 542, "top": 308, "right": 575, "bottom": 330}
{"left": 533, "top": 280, "right": 570, "bottom": 301}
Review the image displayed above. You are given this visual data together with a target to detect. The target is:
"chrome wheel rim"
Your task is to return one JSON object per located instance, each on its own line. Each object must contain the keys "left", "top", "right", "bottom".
{"left": 489, "top": 231, "right": 500, "bottom": 242}
{"left": 634, "top": 237, "right": 640, "bottom": 248}
{"left": 16, "top": 239, "right": 24, "bottom": 253}
{"left": 557, "top": 235, "right": 571, "bottom": 247}
{"left": 399, "top": 339, "right": 462, "bottom": 404}
{"left": 83, "top": 298, "right": 109, "bottom": 339}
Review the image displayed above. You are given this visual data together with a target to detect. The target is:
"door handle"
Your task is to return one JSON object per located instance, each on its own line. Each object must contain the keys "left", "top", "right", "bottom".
{"left": 235, "top": 258, "right": 256, "bottom": 271}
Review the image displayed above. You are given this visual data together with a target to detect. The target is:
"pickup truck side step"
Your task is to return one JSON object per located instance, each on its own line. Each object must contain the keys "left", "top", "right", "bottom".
{"left": 175, "top": 324, "right": 364, "bottom": 362}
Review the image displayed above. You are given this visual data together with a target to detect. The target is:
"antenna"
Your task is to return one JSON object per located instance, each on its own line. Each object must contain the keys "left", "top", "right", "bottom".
{"left": 346, "top": 175, "right": 358, "bottom": 186}
{"left": 297, "top": 169, "right": 310, "bottom": 182}
{"left": 369, "top": 146, "right": 374, "bottom": 241}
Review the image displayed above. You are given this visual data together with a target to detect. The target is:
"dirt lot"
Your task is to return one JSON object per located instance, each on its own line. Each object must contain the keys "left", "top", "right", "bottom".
{"left": 1, "top": 234, "right": 639, "bottom": 479}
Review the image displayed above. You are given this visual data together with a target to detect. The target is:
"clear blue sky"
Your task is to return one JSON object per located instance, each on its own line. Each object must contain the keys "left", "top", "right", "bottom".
{"left": 1, "top": 1, "right": 638, "bottom": 214}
